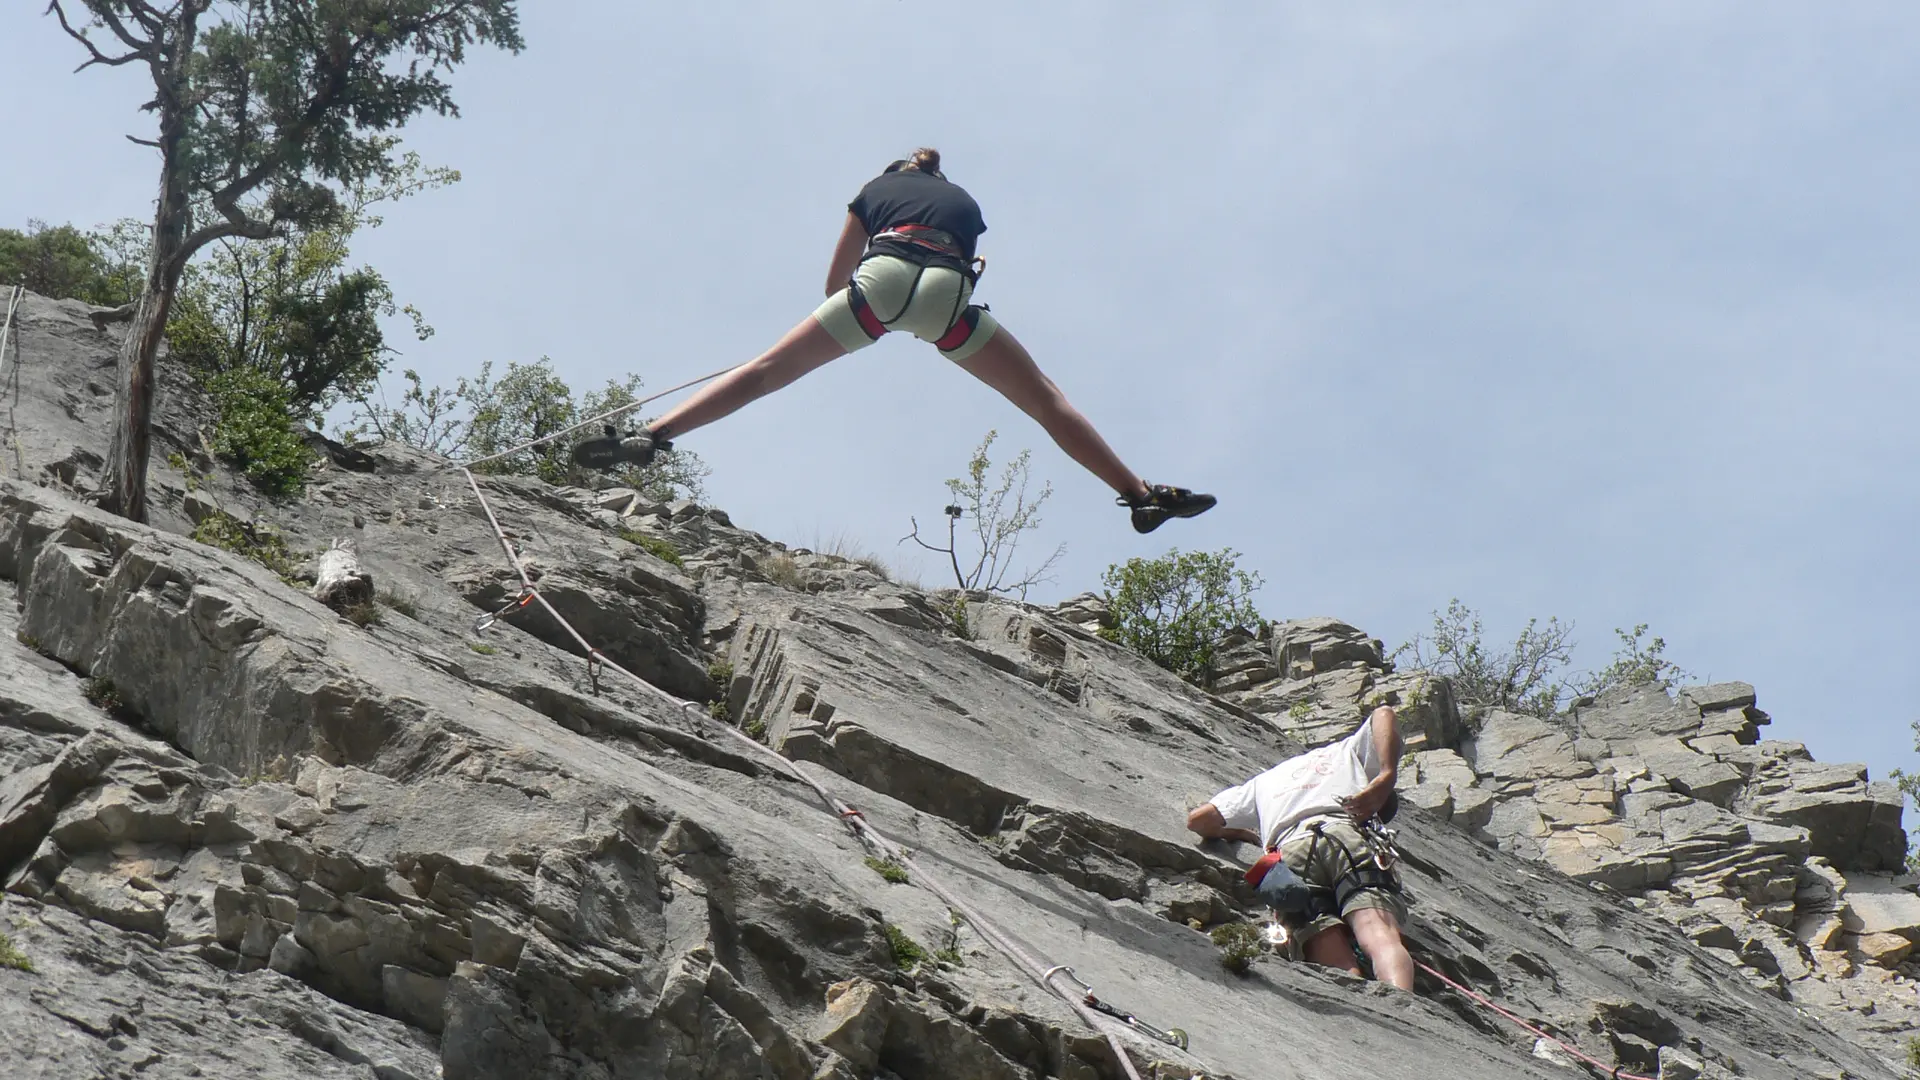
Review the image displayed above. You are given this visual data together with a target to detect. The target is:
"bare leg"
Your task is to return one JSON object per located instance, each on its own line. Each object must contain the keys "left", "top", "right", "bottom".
{"left": 650, "top": 316, "right": 848, "bottom": 439}
{"left": 1302, "top": 924, "right": 1364, "bottom": 977}
{"left": 1347, "top": 908, "right": 1414, "bottom": 991}
{"left": 947, "top": 328, "right": 1150, "bottom": 501}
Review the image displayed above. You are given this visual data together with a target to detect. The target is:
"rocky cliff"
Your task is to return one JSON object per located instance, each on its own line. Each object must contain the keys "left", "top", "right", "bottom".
{"left": 0, "top": 289, "right": 1914, "bottom": 1080}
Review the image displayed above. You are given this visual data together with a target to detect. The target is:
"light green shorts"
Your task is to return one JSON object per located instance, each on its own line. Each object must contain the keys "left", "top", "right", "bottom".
{"left": 812, "top": 254, "right": 1000, "bottom": 362}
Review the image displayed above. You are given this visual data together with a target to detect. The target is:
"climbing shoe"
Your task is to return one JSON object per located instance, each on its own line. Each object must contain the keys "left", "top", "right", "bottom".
{"left": 1121, "top": 484, "right": 1216, "bottom": 534}
{"left": 571, "top": 425, "right": 670, "bottom": 471}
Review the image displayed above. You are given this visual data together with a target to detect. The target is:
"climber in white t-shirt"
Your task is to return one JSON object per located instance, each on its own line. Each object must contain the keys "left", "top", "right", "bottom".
{"left": 1186, "top": 706, "right": 1414, "bottom": 990}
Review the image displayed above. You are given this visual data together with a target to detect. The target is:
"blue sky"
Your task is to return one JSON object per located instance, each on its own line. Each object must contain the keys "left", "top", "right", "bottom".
{"left": 4, "top": 4, "right": 1916, "bottom": 789}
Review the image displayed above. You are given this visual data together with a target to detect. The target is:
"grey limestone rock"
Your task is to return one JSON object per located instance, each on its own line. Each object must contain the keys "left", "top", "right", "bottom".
{"left": 0, "top": 292, "right": 1910, "bottom": 1080}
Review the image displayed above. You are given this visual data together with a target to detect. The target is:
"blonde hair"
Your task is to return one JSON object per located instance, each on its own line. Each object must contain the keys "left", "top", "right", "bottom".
{"left": 907, "top": 147, "right": 942, "bottom": 175}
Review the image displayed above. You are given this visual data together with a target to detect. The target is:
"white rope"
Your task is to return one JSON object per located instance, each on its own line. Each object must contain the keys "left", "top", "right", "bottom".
{"left": 0, "top": 286, "right": 25, "bottom": 478}
{"left": 458, "top": 465, "right": 1157, "bottom": 1080}
{"left": 449, "top": 362, "right": 739, "bottom": 473}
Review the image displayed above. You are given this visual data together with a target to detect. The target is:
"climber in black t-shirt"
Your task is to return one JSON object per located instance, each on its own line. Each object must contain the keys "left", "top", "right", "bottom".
{"left": 574, "top": 148, "right": 1215, "bottom": 534}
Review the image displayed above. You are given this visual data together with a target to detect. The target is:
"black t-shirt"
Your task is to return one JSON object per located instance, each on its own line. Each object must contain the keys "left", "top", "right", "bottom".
{"left": 847, "top": 169, "right": 987, "bottom": 271}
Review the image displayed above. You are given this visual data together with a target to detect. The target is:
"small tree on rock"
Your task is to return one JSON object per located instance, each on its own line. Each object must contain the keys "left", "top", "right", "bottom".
{"left": 903, "top": 430, "right": 1064, "bottom": 599}
{"left": 1396, "top": 600, "right": 1690, "bottom": 719}
{"left": 48, "top": 0, "right": 522, "bottom": 521}
{"left": 1396, "top": 600, "right": 1576, "bottom": 718}
{"left": 1573, "top": 623, "right": 1691, "bottom": 700}
{"left": 1100, "top": 547, "right": 1263, "bottom": 684}
{"left": 345, "top": 358, "right": 710, "bottom": 502}
{"left": 164, "top": 157, "right": 452, "bottom": 419}
{"left": 1889, "top": 719, "right": 1920, "bottom": 874}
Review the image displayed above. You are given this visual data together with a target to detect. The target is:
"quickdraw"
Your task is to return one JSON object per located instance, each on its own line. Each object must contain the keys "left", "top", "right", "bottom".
{"left": 472, "top": 586, "right": 535, "bottom": 634}
{"left": 1358, "top": 814, "right": 1398, "bottom": 871}
{"left": 1042, "top": 966, "right": 1190, "bottom": 1051}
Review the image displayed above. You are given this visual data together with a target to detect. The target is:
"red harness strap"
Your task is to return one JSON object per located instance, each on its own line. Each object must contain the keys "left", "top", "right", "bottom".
{"left": 873, "top": 223, "right": 963, "bottom": 255}
{"left": 846, "top": 283, "right": 889, "bottom": 340}
{"left": 1245, "top": 848, "right": 1285, "bottom": 888}
{"left": 933, "top": 305, "right": 981, "bottom": 352}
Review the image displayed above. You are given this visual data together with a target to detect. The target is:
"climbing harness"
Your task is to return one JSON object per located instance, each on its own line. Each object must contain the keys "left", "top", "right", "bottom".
{"left": 845, "top": 223, "right": 989, "bottom": 353}
{"left": 1314, "top": 818, "right": 1403, "bottom": 910}
{"left": 454, "top": 449, "right": 1179, "bottom": 1080}
{"left": 1245, "top": 814, "right": 1404, "bottom": 926}
{"left": 1043, "top": 966, "right": 1189, "bottom": 1051}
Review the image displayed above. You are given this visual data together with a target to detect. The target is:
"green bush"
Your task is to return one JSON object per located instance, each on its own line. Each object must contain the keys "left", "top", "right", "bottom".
{"left": 0, "top": 220, "right": 137, "bottom": 305}
{"left": 1891, "top": 721, "right": 1920, "bottom": 874}
{"left": 189, "top": 510, "right": 305, "bottom": 585}
{"left": 1210, "top": 921, "right": 1263, "bottom": 976}
{"left": 1577, "top": 623, "right": 1692, "bottom": 699}
{"left": 707, "top": 660, "right": 734, "bottom": 717}
{"left": 883, "top": 924, "right": 928, "bottom": 972}
{"left": 1101, "top": 548, "right": 1263, "bottom": 683}
{"left": 353, "top": 358, "right": 711, "bottom": 500}
{"left": 0, "top": 931, "right": 33, "bottom": 973}
{"left": 205, "top": 368, "right": 314, "bottom": 497}
{"left": 81, "top": 677, "right": 123, "bottom": 712}
{"left": 865, "top": 856, "right": 910, "bottom": 885}
{"left": 947, "top": 594, "right": 973, "bottom": 640}
{"left": 1394, "top": 601, "right": 1691, "bottom": 719}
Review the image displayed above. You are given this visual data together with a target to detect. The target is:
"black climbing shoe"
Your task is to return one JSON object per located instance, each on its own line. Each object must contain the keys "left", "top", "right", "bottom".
{"left": 1121, "top": 484, "right": 1216, "bottom": 534}
{"left": 572, "top": 425, "right": 670, "bottom": 471}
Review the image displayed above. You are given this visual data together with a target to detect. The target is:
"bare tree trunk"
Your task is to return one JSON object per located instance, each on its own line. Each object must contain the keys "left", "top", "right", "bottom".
{"left": 100, "top": 103, "right": 193, "bottom": 523}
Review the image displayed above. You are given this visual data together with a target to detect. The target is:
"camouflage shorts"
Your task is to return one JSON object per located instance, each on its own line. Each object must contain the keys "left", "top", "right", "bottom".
{"left": 1278, "top": 816, "right": 1407, "bottom": 940}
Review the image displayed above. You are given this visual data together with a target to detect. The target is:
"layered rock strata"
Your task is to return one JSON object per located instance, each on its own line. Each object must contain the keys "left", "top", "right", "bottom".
{"left": 0, "top": 288, "right": 1909, "bottom": 1079}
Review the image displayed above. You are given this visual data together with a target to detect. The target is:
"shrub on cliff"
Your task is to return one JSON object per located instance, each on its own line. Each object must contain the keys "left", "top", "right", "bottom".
{"left": 1100, "top": 547, "right": 1263, "bottom": 684}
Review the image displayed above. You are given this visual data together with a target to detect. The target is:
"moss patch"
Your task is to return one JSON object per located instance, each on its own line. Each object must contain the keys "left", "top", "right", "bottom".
{"left": 0, "top": 932, "right": 32, "bottom": 973}
{"left": 619, "top": 529, "right": 683, "bottom": 568}
{"left": 864, "top": 856, "right": 910, "bottom": 885}
{"left": 883, "top": 924, "right": 928, "bottom": 972}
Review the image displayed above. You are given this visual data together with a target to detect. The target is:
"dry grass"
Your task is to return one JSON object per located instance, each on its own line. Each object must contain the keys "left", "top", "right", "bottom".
{"left": 377, "top": 588, "right": 420, "bottom": 619}
{"left": 758, "top": 552, "right": 805, "bottom": 591}
{"left": 342, "top": 602, "right": 384, "bottom": 628}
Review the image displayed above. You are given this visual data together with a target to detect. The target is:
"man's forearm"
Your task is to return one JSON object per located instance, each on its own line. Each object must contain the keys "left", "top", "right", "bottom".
{"left": 1371, "top": 705, "right": 1402, "bottom": 784}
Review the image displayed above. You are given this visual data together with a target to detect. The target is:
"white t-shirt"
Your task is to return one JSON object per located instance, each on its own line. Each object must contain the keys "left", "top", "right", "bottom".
{"left": 1209, "top": 717, "right": 1385, "bottom": 851}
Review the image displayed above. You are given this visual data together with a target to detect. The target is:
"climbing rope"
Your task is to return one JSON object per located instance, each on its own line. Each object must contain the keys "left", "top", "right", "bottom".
{"left": 1412, "top": 959, "right": 1655, "bottom": 1080}
{"left": 0, "top": 285, "right": 24, "bottom": 478}
{"left": 449, "top": 362, "right": 739, "bottom": 474}
{"left": 456, "top": 461, "right": 1161, "bottom": 1080}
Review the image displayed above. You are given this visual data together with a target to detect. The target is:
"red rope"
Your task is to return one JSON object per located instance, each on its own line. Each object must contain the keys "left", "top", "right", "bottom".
{"left": 1413, "top": 960, "right": 1653, "bottom": 1080}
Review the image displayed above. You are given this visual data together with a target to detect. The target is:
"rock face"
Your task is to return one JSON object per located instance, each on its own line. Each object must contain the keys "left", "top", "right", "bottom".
{"left": 0, "top": 287, "right": 1912, "bottom": 1079}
